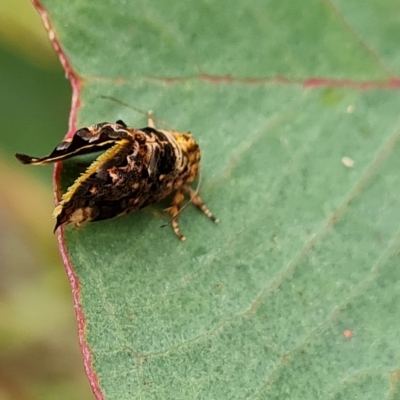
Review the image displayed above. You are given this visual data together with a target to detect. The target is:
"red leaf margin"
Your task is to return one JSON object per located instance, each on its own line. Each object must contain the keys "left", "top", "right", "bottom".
{"left": 31, "top": 1, "right": 104, "bottom": 399}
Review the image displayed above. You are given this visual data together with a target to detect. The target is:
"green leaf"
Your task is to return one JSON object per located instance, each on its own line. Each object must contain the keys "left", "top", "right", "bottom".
{"left": 37, "top": 0, "right": 400, "bottom": 398}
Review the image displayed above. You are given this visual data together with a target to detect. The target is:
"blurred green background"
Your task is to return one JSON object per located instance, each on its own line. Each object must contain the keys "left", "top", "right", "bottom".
{"left": 0, "top": 0, "right": 92, "bottom": 399}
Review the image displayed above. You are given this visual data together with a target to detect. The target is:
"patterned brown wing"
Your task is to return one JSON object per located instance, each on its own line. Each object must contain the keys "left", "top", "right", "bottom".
{"left": 53, "top": 137, "right": 150, "bottom": 231}
{"left": 53, "top": 129, "right": 180, "bottom": 231}
{"left": 15, "top": 121, "right": 130, "bottom": 165}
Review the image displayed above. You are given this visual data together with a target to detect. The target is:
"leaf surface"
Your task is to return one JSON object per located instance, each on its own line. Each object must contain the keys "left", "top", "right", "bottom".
{"left": 36, "top": 0, "right": 400, "bottom": 398}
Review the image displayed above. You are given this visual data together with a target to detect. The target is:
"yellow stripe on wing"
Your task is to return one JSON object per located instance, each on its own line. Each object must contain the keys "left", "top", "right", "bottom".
{"left": 53, "top": 139, "right": 130, "bottom": 218}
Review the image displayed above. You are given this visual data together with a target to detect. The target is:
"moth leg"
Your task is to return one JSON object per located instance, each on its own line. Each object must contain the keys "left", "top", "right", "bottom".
{"left": 164, "top": 190, "right": 186, "bottom": 241}
{"left": 147, "top": 111, "right": 156, "bottom": 129}
{"left": 183, "top": 185, "right": 219, "bottom": 223}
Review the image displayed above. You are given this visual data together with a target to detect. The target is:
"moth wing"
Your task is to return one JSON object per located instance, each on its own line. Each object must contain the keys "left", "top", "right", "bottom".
{"left": 53, "top": 137, "right": 148, "bottom": 230}
{"left": 15, "top": 122, "right": 131, "bottom": 165}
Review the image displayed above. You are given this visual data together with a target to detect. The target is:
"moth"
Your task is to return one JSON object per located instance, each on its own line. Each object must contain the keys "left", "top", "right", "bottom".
{"left": 15, "top": 112, "right": 218, "bottom": 241}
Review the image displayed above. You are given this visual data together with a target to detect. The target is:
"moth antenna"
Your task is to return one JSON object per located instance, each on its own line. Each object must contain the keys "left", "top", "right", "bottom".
{"left": 160, "top": 170, "right": 203, "bottom": 229}
{"left": 101, "top": 95, "right": 175, "bottom": 130}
